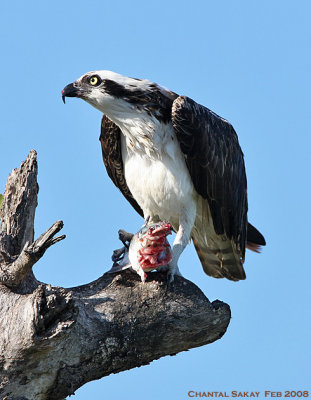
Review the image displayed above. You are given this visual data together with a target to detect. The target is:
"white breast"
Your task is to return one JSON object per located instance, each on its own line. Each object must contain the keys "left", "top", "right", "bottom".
{"left": 121, "top": 122, "right": 197, "bottom": 226}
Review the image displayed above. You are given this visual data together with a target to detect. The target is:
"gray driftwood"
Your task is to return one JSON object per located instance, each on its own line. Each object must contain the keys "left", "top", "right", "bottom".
{"left": 0, "top": 151, "right": 231, "bottom": 400}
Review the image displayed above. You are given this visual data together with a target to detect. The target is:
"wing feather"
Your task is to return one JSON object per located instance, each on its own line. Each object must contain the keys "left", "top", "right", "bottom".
{"left": 172, "top": 96, "right": 248, "bottom": 280}
{"left": 99, "top": 114, "right": 143, "bottom": 217}
{"left": 172, "top": 96, "right": 247, "bottom": 253}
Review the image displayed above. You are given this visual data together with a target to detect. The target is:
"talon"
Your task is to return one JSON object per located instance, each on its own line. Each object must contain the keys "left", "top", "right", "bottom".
{"left": 166, "top": 262, "right": 182, "bottom": 284}
{"left": 167, "top": 272, "right": 175, "bottom": 285}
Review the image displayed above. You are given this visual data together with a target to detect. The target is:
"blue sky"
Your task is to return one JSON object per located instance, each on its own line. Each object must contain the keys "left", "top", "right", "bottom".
{"left": 0, "top": 1, "right": 310, "bottom": 399}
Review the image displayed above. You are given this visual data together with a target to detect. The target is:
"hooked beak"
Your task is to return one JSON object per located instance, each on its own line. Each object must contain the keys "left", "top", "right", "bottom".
{"left": 61, "top": 83, "right": 80, "bottom": 104}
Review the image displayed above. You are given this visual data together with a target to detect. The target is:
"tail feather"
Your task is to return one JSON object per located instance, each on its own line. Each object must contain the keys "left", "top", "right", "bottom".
{"left": 191, "top": 198, "right": 265, "bottom": 281}
{"left": 192, "top": 232, "right": 246, "bottom": 281}
{"left": 192, "top": 197, "right": 246, "bottom": 281}
{"left": 247, "top": 222, "right": 266, "bottom": 253}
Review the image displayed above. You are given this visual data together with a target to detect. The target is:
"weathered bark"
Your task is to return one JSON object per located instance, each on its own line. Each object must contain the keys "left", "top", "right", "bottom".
{"left": 0, "top": 151, "right": 231, "bottom": 400}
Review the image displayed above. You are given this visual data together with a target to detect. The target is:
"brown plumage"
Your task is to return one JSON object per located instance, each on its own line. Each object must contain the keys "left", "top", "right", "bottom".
{"left": 99, "top": 115, "right": 143, "bottom": 217}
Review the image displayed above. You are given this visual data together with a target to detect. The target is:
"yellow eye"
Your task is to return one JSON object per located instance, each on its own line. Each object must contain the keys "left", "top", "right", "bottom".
{"left": 89, "top": 75, "right": 101, "bottom": 86}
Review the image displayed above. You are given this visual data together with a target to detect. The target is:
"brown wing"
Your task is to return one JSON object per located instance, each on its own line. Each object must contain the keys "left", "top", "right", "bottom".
{"left": 99, "top": 114, "right": 143, "bottom": 217}
{"left": 172, "top": 96, "right": 248, "bottom": 280}
{"left": 172, "top": 96, "right": 248, "bottom": 254}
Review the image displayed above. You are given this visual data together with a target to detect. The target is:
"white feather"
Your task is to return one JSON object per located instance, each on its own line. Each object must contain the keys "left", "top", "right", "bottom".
{"left": 119, "top": 117, "right": 196, "bottom": 227}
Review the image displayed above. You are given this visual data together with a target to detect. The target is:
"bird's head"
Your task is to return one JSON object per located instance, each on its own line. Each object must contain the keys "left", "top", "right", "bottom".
{"left": 62, "top": 70, "right": 177, "bottom": 124}
{"left": 62, "top": 70, "right": 163, "bottom": 113}
{"left": 62, "top": 70, "right": 130, "bottom": 112}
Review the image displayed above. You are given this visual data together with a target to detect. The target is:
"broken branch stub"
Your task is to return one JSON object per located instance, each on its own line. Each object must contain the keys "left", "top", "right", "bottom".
{"left": 0, "top": 150, "right": 38, "bottom": 257}
{"left": 0, "top": 150, "right": 65, "bottom": 290}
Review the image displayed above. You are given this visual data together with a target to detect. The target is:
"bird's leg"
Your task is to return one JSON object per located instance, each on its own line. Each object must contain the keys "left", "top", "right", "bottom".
{"left": 167, "top": 226, "right": 187, "bottom": 282}
{"left": 167, "top": 214, "right": 194, "bottom": 283}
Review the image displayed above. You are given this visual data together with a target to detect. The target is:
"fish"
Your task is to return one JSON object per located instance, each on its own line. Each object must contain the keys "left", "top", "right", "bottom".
{"left": 108, "top": 221, "right": 173, "bottom": 282}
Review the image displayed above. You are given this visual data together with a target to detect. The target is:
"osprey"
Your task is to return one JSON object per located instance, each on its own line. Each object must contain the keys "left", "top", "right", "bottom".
{"left": 62, "top": 70, "right": 265, "bottom": 282}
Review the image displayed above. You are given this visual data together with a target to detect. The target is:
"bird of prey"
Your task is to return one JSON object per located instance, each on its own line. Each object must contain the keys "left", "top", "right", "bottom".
{"left": 62, "top": 70, "right": 265, "bottom": 282}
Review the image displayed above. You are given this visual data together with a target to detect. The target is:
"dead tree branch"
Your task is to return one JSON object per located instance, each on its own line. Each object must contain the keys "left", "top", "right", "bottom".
{"left": 0, "top": 151, "right": 231, "bottom": 400}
